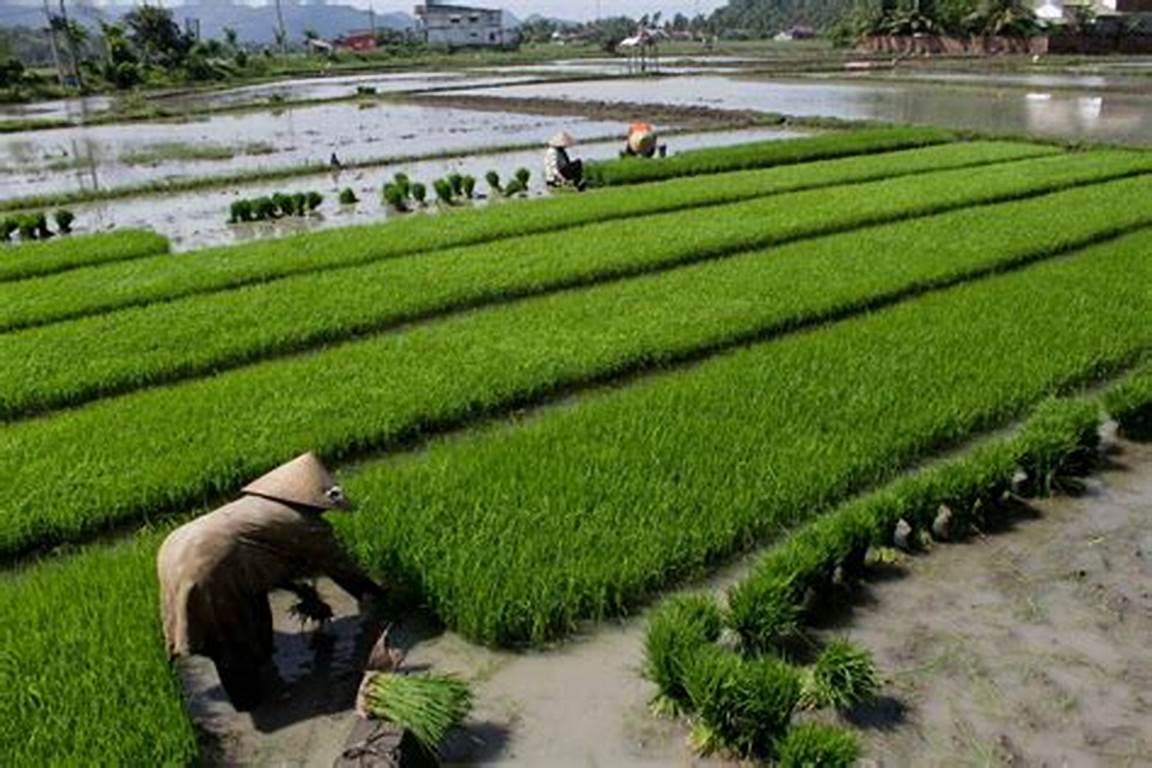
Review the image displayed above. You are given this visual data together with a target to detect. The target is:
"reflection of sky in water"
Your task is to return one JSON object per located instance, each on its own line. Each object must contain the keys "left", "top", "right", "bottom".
{"left": 454, "top": 75, "right": 1152, "bottom": 146}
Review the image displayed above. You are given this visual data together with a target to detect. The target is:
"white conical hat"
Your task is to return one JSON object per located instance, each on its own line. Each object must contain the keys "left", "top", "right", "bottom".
{"left": 548, "top": 131, "right": 576, "bottom": 148}
{"left": 242, "top": 452, "right": 350, "bottom": 510}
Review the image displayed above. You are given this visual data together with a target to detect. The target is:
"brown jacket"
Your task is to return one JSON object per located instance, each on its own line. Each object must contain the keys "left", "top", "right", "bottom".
{"left": 157, "top": 494, "right": 379, "bottom": 666}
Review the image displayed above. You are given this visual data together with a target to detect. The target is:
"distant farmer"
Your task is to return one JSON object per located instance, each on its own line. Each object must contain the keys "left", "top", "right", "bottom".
{"left": 544, "top": 131, "right": 585, "bottom": 190}
{"left": 157, "top": 452, "right": 385, "bottom": 711}
{"left": 624, "top": 121, "right": 659, "bottom": 158}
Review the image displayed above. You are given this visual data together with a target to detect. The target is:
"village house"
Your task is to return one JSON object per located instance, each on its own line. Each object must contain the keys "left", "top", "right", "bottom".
{"left": 414, "top": 1, "right": 516, "bottom": 47}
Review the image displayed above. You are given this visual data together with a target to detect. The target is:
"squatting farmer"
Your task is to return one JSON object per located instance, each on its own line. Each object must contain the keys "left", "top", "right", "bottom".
{"left": 157, "top": 452, "right": 385, "bottom": 710}
{"left": 544, "top": 131, "right": 585, "bottom": 190}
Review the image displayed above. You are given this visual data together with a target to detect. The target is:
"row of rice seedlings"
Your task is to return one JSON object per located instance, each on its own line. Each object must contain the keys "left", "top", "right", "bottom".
{"left": 0, "top": 139, "right": 1052, "bottom": 331}
{"left": 229, "top": 190, "right": 323, "bottom": 223}
{"left": 3, "top": 163, "right": 1151, "bottom": 421}
{"left": 1, "top": 209, "right": 74, "bottom": 242}
{"left": 640, "top": 383, "right": 1122, "bottom": 760}
{"left": 337, "top": 232, "right": 1152, "bottom": 645}
{"left": 5, "top": 366, "right": 1149, "bottom": 766}
{"left": 3, "top": 179, "right": 1150, "bottom": 554}
{"left": 583, "top": 125, "right": 954, "bottom": 186}
{"left": 0, "top": 228, "right": 169, "bottom": 283}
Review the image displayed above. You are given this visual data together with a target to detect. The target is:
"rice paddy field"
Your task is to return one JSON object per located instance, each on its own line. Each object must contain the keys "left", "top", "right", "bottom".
{"left": 2, "top": 124, "right": 1152, "bottom": 765}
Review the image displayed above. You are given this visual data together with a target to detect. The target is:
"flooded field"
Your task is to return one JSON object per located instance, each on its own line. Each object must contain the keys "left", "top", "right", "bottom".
{"left": 59, "top": 125, "right": 806, "bottom": 249}
{"left": 454, "top": 73, "right": 1152, "bottom": 145}
{"left": 1, "top": 101, "right": 623, "bottom": 198}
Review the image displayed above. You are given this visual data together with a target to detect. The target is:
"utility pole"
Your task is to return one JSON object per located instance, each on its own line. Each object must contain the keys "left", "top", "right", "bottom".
{"left": 58, "top": 0, "right": 84, "bottom": 89}
{"left": 41, "top": 0, "right": 66, "bottom": 86}
{"left": 274, "top": 0, "right": 288, "bottom": 55}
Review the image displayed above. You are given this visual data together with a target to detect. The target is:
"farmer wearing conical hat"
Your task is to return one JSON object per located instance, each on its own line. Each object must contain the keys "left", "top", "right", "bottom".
{"left": 157, "top": 452, "right": 385, "bottom": 710}
{"left": 544, "top": 130, "right": 585, "bottom": 190}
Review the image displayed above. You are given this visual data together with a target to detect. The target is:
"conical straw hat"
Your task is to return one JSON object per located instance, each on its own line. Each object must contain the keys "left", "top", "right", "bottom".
{"left": 242, "top": 452, "right": 350, "bottom": 510}
{"left": 548, "top": 131, "right": 576, "bottom": 148}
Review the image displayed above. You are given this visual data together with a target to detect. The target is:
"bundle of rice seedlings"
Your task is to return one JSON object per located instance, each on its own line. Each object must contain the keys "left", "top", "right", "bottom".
{"left": 801, "top": 638, "right": 878, "bottom": 711}
{"left": 461, "top": 175, "right": 476, "bottom": 199}
{"left": 410, "top": 182, "right": 427, "bottom": 204}
{"left": 683, "top": 646, "right": 801, "bottom": 758}
{"left": 514, "top": 167, "right": 531, "bottom": 188}
{"left": 484, "top": 170, "right": 501, "bottom": 195}
{"left": 54, "top": 209, "right": 75, "bottom": 234}
{"left": 433, "top": 179, "right": 454, "bottom": 204}
{"left": 360, "top": 672, "right": 473, "bottom": 750}
{"left": 643, "top": 593, "right": 721, "bottom": 715}
{"left": 776, "top": 723, "right": 860, "bottom": 768}
{"left": 339, "top": 187, "right": 359, "bottom": 205}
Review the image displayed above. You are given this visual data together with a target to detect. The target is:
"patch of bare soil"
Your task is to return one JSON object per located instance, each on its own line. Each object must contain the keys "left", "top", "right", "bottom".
{"left": 833, "top": 439, "right": 1152, "bottom": 767}
{"left": 191, "top": 439, "right": 1152, "bottom": 767}
{"left": 407, "top": 93, "right": 774, "bottom": 131}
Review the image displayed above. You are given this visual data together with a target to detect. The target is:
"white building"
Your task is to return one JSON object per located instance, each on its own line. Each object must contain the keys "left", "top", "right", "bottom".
{"left": 414, "top": 2, "right": 514, "bottom": 47}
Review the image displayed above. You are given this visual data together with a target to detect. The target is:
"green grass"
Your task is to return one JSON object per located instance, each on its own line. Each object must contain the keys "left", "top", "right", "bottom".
{"left": 3, "top": 146, "right": 1136, "bottom": 419}
{"left": 0, "top": 229, "right": 169, "bottom": 283}
{"left": 0, "top": 529, "right": 199, "bottom": 764}
{"left": 118, "top": 141, "right": 238, "bottom": 166}
{"left": 338, "top": 231, "right": 1152, "bottom": 644}
{"left": 0, "top": 136, "right": 1053, "bottom": 332}
{"left": 4, "top": 168, "right": 1152, "bottom": 554}
{"left": 584, "top": 126, "right": 952, "bottom": 186}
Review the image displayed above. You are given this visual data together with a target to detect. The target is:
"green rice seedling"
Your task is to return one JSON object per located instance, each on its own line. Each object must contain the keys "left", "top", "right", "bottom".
{"left": 502, "top": 179, "right": 524, "bottom": 197}
{"left": 229, "top": 199, "right": 252, "bottom": 224}
{"left": 383, "top": 184, "right": 409, "bottom": 212}
{"left": 800, "top": 639, "right": 878, "bottom": 711}
{"left": 34, "top": 213, "right": 52, "bottom": 239}
{"left": 485, "top": 170, "right": 502, "bottom": 195}
{"left": 1105, "top": 361, "right": 1152, "bottom": 440}
{"left": 446, "top": 173, "right": 464, "bottom": 198}
{"left": 726, "top": 575, "right": 803, "bottom": 654}
{"left": 461, "top": 175, "right": 476, "bottom": 199}
{"left": 433, "top": 178, "right": 454, "bottom": 205}
{"left": 291, "top": 193, "right": 308, "bottom": 217}
{"left": 0, "top": 141, "right": 1061, "bottom": 330}
{"left": 252, "top": 196, "right": 278, "bottom": 220}
{"left": 306, "top": 191, "right": 324, "bottom": 212}
{"left": 1, "top": 217, "right": 17, "bottom": 241}
{"left": 514, "top": 167, "right": 530, "bottom": 189}
{"left": 776, "top": 723, "right": 861, "bottom": 768}
{"left": 643, "top": 594, "right": 722, "bottom": 715}
{"left": 2, "top": 207, "right": 1151, "bottom": 562}
{"left": 359, "top": 672, "right": 473, "bottom": 750}
{"left": 584, "top": 125, "right": 952, "bottom": 187}
{"left": 393, "top": 172, "right": 411, "bottom": 198}
{"left": 339, "top": 187, "right": 359, "bottom": 205}
{"left": 14, "top": 158, "right": 1147, "bottom": 419}
{"left": 272, "top": 192, "right": 294, "bottom": 217}
{"left": 1012, "top": 397, "right": 1102, "bottom": 496}
{"left": 53, "top": 209, "right": 74, "bottom": 234}
{"left": 0, "top": 229, "right": 169, "bottom": 283}
{"left": 683, "top": 647, "right": 801, "bottom": 758}
{"left": 410, "top": 182, "right": 427, "bottom": 205}
{"left": 16, "top": 215, "right": 39, "bottom": 241}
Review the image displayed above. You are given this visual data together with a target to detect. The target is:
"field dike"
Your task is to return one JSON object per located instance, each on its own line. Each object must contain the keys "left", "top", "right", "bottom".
{"left": 0, "top": 149, "right": 1144, "bottom": 420}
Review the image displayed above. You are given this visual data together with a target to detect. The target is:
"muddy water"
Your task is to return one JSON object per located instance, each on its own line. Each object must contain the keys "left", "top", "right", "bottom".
{"left": 187, "top": 438, "right": 1152, "bottom": 767}
{"left": 0, "top": 103, "right": 622, "bottom": 199}
{"left": 46, "top": 126, "right": 807, "bottom": 250}
{"left": 455, "top": 74, "right": 1152, "bottom": 145}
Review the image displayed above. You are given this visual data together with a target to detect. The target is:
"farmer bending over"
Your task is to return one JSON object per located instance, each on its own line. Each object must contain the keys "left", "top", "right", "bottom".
{"left": 157, "top": 452, "right": 385, "bottom": 710}
{"left": 544, "top": 131, "right": 585, "bottom": 190}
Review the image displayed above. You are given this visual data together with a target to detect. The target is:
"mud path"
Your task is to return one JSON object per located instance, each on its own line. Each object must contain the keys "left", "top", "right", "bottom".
{"left": 410, "top": 93, "right": 776, "bottom": 130}
{"left": 190, "top": 438, "right": 1152, "bottom": 767}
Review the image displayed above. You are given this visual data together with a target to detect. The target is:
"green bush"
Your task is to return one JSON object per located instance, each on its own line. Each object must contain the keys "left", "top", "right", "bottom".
{"left": 339, "top": 187, "right": 359, "bottom": 205}
{"left": 777, "top": 723, "right": 861, "bottom": 768}
{"left": 802, "top": 639, "right": 878, "bottom": 711}
{"left": 53, "top": 209, "right": 75, "bottom": 235}
{"left": 643, "top": 594, "right": 722, "bottom": 713}
{"left": 684, "top": 647, "right": 801, "bottom": 757}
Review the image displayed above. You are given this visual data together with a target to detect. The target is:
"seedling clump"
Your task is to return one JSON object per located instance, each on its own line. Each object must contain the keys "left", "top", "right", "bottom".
{"left": 644, "top": 594, "right": 722, "bottom": 715}
{"left": 359, "top": 672, "right": 473, "bottom": 750}
{"left": 410, "top": 182, "right": 427, "bottom": 204}
{"left": 485, "top": 170, "right": 502, "bottom": 195}
{"left": 461, "top": 175, "right": 476, "bottom": 199}
{"left": 339, "top": 187, "right": 360, "bottom": 205}
{"left": 776, "top": 723, "right": 860, "bottom": 768}
{"left": 433, "top": 178, "right": 454, "bottom": 205}
{"left": 54, "top": 209, "right": 75, "bottom": 234}
{"left": 446, "top": 172, "right": 464, "bottom": 198}
{"left": 801, "top": 639, "right": 878, "bottom": 711}
{"left": 514, "top": 167, "right": 531, "bottom": 189}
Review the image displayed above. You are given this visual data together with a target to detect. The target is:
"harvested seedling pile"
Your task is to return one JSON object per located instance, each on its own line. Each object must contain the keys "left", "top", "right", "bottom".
{"left": 359, "top": 672, "right": 473, "bottom": 751}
